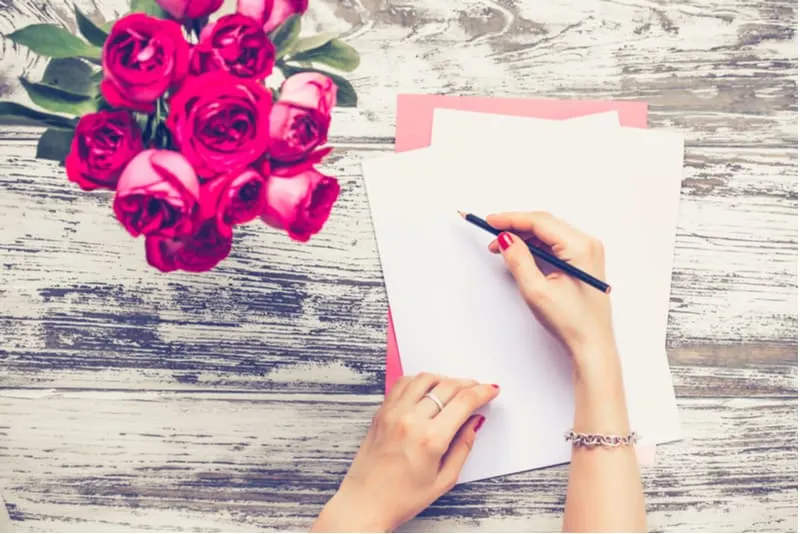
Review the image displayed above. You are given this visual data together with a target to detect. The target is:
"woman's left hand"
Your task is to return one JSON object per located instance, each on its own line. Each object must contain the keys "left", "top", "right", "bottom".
{"left": 311, "top": 373, "right": 500, "bottom": 532}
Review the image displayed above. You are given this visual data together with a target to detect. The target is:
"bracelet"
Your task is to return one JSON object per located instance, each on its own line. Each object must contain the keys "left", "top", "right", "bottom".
{"left": 565, "top": 430, "right": 639, "bottom": 448}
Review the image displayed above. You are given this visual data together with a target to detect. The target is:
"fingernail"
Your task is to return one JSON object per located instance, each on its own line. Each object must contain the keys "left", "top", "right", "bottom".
{"left": 491, "top": 384, "right": 499, "bottom": 389}
{"left": 474, "top": 415, "right": 486, "bottom": 432}
{"left": 498, "top": 232, "right": 513, "bottom": 251}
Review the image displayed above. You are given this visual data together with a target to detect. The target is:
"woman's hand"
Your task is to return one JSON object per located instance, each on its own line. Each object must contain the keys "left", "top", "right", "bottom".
{"left": 311, "top": 374, "right": 499, "bottom": 532}
{"left": 486, "top": 211, "right": 616, "bottom": 376}
{"left": 488, "top": 211, "right": 645, "bottom": 532}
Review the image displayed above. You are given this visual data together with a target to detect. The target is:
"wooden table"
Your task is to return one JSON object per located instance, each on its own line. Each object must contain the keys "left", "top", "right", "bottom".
{"left": 0, "top": 0, "right": 797, "bottom": 531}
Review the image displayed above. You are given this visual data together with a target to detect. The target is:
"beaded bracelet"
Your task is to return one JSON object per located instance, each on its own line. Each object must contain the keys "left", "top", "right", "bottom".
{"left": 565, "top": 430, "right": 639, "bottom": 448}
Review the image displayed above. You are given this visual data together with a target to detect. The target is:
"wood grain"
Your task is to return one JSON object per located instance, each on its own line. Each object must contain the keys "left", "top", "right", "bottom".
{"left": 0, "top": 139, "right": 796, "bottom": 394}
{"left": 0, "top": 391, "right": 796, "bottom": 532}
{"left": 0, "top": 0, "right": 796, "bottom": 530}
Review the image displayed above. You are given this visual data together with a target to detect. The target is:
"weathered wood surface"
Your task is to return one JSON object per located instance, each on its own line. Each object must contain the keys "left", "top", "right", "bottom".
{"left": 0, "top": 0, "right": 797, "bottom": 531}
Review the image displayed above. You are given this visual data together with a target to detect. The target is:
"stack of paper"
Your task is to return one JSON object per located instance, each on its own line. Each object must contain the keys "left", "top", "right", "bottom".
{"left": 362, "top": 95, "right": 684, "bottom": 484}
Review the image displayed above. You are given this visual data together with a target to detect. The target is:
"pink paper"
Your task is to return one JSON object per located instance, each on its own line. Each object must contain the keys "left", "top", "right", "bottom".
{"left": 381, "top": 95, "right": 655, "bottom": 467}
{"left": 385, "top": 94, "right": 648, "bottom": 393}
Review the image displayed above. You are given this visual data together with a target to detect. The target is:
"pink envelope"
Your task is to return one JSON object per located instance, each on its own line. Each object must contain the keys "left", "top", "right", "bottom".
{"left": 381, "top": 95, "right": 655, "bottom": 465}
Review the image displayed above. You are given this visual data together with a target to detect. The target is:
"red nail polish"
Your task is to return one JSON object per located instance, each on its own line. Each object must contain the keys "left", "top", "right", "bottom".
{"left": 498, "top": 232, "right": 513, "bottom": 251}
{"left": 491, "top": 384, "right": 499, "bottom": 389}
{"left": 474, "top": 415, "right": 486, "bottom": 432}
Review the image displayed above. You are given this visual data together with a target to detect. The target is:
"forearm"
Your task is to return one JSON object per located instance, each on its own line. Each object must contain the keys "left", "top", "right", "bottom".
{"left": 311, "top": 486, "right": 392, "bottom": 533}
{"left": 563, "top": 344, "right": 646, "bottom": 532}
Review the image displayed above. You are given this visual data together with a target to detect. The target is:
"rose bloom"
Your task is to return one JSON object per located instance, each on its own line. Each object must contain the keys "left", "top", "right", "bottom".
{"left": 200, "top": 168, "right": 267, "bottom": 232}
{"left": 156, "top": 0, "right": 224, "bottom": 19}
{"left": 189, "top": 14, "right": 275, "bottom": 81}
{"left": 65, "top": 111, "right": 143, "bottom": 191}
{"left": 113, "top": 149, "right": 200, "bottom": 239}
{"left": 269, "top": 72, "right": 337, "bottom": 164}
{"left": 101, "top": 14, "right": 189, "bottom": 113}
{"left": 146, "top": 218, "right": 233, "bottom": 273}
{"left": 237, "top": 0, "right": 308, "bottom": 33}
{"left": 261, "top": 163, "right": 340, "bottom": 242}
{"left": 166, "top": 71, "right": 272, "bottom": 179}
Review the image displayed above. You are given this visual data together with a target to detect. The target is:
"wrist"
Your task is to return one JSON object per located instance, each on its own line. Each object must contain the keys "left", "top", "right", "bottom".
{"left": 569, "top": 342, "right": 631, "bottom": 435}
{"left": 312, "top": 488, "right": 392, "bottom": 533}
{"left": 568, "top": 337, "right": 622, "bottom": 386}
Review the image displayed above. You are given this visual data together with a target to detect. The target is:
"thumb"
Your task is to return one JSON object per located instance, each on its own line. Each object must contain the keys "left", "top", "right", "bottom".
{"left": 496, "top": 232, "right": 547, "bottom": 298}
{"left": 437, "top": 414, "right": 485, "bottom": 491}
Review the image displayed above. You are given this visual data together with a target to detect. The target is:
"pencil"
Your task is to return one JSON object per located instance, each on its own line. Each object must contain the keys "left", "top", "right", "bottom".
{"left": 458, "top": 211, "right": 611, "bottom": 294}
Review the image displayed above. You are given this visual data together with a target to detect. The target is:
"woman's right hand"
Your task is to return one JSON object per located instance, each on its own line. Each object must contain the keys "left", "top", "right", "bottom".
{"left": 485, "top": 211, "right": 617, "bottom": 375}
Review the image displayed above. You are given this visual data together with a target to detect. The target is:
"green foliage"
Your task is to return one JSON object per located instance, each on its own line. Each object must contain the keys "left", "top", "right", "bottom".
{"left": 287, "top": 32, "right": 337, "bottom": 56}
{"left": 279, "top": 63, "right": 357, "bottom": 107}
{"left": 74, "top": 6, "right": 109, "bottom": 47}
{"left": 19, "top": 78, "right": 97, "bottom": 116}
{"left": 289, "top": 38, "right": 360, "bottom": 72}
{"left": 0, "top": 102, "right": 78, "bottom": 129}
{"left": 130, "top": 0, "right": 171, "bottom": 19}
{"left": 6, "top": 24, "right": 102, "bottom": 59}
{"left": 42, "top": 58, "right": 95, "bottom": 95}
{"left": 270, "top": 15, "right": 302, "bottom": 58}
{"left": 36, "top": 128, "right": 75, "bottom": 162}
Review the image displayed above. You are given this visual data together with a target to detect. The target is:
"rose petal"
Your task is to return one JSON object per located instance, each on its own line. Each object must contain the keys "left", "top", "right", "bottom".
{"left": 236, "top": 0, "right": 274, "bottom": 25}
{"left": 263, "top": 0, "right": 307, "bottom": 33}
{"left": 261, "top": 166, "right": 339, "bottom": 241}
{"left": 279, "top": 72, "right": 337, "bottom": 115}
{"left": 100, "top": 78, "right": 155, "bottom": 113}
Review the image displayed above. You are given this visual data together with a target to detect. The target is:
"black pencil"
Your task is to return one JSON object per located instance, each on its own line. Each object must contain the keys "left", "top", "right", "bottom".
{"left": 458, "top": 211, "right": 611, "bottom": 294}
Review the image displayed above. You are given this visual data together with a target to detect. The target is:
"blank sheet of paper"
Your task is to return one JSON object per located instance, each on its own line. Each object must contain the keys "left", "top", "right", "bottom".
{"left": 385, "top": 111, "right": 622, "bottom": 393}
{"left": 362, "top": 123, "right": 683, "bottom": 483}
{"left": 430, "top": 109, "right": 684, "bottom": 442}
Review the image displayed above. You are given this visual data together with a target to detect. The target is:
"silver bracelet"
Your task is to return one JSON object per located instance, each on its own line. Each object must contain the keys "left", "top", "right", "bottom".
{"left": 565, "top": 430, "right": 639, "bottom": 448}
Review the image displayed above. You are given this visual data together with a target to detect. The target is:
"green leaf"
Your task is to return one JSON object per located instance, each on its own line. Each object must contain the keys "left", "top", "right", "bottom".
{"left": 0, "top": 102, "right": 78, "bottom": 129}
{"left": 90, "top": 69, "right": 104, "bottom": 82}
{"left": 279, "top": 64, "right": 357, "bottom": 107}
{"left": 6, "top": 23, "right": 102, "bottom": 59}
{"left": 287, "top": 32, "right": 338, "bottom": 56}
{"left": 36, "top": 128, "right": 75, "bottom": 162}
{"left": 19, "top": 77, "right": 97, "bottom": 116}
{"left": 130, "top": 0, "right": 171, "bottom": 19}
{"left": 289, "top": 38, "right": 360, "bottom": 72}
{"left": 269, "top": 14, "right": 302, "bottom": 58}
{"left": 74, "top": 6, "right": 109, "bottom": 47}
{"left": 42, "top": 58, "right": 95, "bottom": 95}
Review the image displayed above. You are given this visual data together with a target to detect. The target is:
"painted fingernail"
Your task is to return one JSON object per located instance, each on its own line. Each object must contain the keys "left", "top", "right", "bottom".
{"left": 491, "top": 384, "right": 499, "bottom": 389}
{"left": 474, "top": 415, "right": 486, "bottom": 432}
{"left": 498, "top": 232, "right": 513, "bottom": 251}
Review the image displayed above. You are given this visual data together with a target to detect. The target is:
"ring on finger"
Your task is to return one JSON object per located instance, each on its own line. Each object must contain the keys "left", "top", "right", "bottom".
{"left": 423, "top": 391, "right": 445, "bottom": 414}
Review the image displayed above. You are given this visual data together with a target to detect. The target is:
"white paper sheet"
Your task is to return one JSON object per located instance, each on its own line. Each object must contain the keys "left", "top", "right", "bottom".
{"left": 430, "top": 107, "right": 684, "bottom": 439}
{"left": 362, "top": 117, "right": 684, "bottom": 483}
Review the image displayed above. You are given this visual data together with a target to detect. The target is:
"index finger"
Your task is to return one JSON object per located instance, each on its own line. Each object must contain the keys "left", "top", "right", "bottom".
{"left": 486, "top": 211, "right": 584, "bottom": 247}
{"left": 434, "top": 384, "right": 499, "bottom": 440}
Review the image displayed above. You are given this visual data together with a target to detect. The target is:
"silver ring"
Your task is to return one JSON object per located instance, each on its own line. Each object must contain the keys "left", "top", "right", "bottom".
{"left": 424, "top": 392, "right": 445, "bottom": 413}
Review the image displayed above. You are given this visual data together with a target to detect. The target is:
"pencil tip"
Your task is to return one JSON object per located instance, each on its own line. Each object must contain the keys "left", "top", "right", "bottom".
{"left": 457, "top": 210, "right": 467, "bottom": 218}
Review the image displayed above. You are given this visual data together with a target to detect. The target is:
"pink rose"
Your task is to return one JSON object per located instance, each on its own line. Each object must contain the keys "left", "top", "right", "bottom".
{"left": 65, "top": 111, "right": 143, "bottom": 191}
{"left": 166, "top": 71, "right": 272, "bottom": 179}
{"left": 146, "top": 218, "right": 233, "bottom": 273}
{"left": 200, "top": 169, "right": 268, "bottom": 231}
{"left": 261, "top": 164, "right": 339, "bottom": 241}
{"left": 189, "top": 14, "right": 275, "bottom": 81}
{"left": 156, "top": 0, "right": 224, "bottom": 19}
{"left": 113, "top": 149, "right": 200, "bottom": 238}
{"left": 269, "top": 72, "right": 337, "bottom": 164}
{"left": 101, "top": 14, "right": 189, "bottom": 113}
{"left": 237, "top": 0, "right": 307, "bottom": 33}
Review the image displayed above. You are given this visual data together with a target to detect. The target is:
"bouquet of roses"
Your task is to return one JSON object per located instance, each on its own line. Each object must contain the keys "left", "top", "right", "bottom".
{"left": 0, "top": 0, "right": 359, "bottom": 272}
